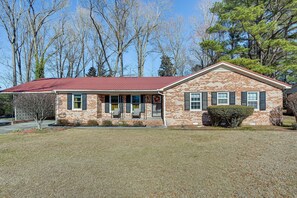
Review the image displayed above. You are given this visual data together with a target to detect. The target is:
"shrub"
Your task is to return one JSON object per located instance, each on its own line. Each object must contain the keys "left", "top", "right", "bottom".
{"left": 207, "top": 105, "right": 254, "bottom": 128}
{"left": 292, "top": 123, "right": 297, "bottom": 130}
{"left": 119, "top": 121, "right": 130, "bottom": 127}
{"left": 0, "top": 94, "right": 13, "bottom": 117}
{"left": 57, "top": 119, "right": 69, "bottom": 126}
{"left": 287, "top": 93, "right": 297, "bottom": 122}
{"left": 87, "top": 120, "right": 99, "bottom": 126}
{"left": 74, "top": 120, "right": 81, "bottom": 127}
{"left": 269, "top": 106, "right": 283, "bottom": 126}
{"left": 133, "top": 121, "right": 145, "bottom": 127}
{"left": 101, "top": 120, "right": 113, "bottom": 127}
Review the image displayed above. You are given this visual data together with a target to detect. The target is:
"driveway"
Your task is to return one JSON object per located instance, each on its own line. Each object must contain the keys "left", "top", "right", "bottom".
{"left": 0, "top": 120, "right": 55, "bottom": 134}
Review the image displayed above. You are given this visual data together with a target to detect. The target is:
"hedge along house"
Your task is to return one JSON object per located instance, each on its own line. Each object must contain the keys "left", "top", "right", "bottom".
{"left": 1, "top": 62, "right": 291, "bottom": 126}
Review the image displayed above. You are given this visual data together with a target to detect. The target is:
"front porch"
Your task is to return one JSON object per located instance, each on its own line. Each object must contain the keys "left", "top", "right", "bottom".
{"left": 56, "top": 93, "right": 165, "bottom": 126}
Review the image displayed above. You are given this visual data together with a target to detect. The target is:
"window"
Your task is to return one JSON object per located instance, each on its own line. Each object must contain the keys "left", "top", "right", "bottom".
{"left": 247, "top": 92, "right": 259, "bottom": 109}
{"left": 217, "top": 92, "right": 229, "bottom": 105}
{"left": 73, "top": 94, "right": 82, "bottom": 110}
{"left": 190, "top": 93, "right": 201, "bottom": 110}
{"left": 110, "top": 95, "right": 119, "bottom": 112}
{"left": 131, "top": 95, "right": 141, "bottom": 112}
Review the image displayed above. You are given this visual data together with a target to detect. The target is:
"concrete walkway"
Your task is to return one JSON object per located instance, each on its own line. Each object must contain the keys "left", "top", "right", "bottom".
{"left": 0, "top": 120, "right": 55, "bottom": 134}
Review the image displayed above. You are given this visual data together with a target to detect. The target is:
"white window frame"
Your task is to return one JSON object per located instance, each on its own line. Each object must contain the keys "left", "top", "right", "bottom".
{"left": 110, "top": 95, "right": 119, "bottom": 113}
{"left": 247, "top": 91, "right": 259, "bottom": 110}
{"left": 131, "top": 95, "right": 141, "bottom": 112}
{"left": 217, "top": 92, "right": 229, "bottom": 105}
{"left": 72, "top": 94, "right": 82, "bottom": 110}
{"left": 190, "top": 92, "right": 202, "bottom": 111}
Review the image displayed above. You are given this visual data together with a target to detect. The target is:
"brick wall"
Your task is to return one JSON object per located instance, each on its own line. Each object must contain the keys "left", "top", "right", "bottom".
{"left": 164, "top": 67, "right": 283, "bottom": 126}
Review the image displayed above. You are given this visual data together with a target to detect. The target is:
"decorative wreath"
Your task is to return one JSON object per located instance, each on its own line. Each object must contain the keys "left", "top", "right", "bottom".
{"left": 153, "top": 95, "right": 161, "bottom": 103}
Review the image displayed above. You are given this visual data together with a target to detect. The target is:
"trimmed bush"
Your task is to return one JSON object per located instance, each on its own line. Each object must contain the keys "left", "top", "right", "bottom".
{"left": 119, "top": 121, "right": 130, "bottom": 127}
{"left": 133, "top": 121, "right": 145, "bottom": 127}
{"left": 207, "top": 105, "right": 254, "bottom": 128}
{"left": 101, "top": 120, "right": 113, "bottom": 127}
{"left": 57, "top": 119, "right": 69, "bottom": 126}
{"left": 87, "top": 120, "right": 99, "bottom": 126}
{"left": 292, "top": 123, "right": 297, "bottom": 130}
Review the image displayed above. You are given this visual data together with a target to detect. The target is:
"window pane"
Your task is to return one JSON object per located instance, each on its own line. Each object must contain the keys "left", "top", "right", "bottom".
{"left": 218, "top": 99, "right": 228, "bottom": 104}
{"left": 248, "top": 92, "right": 258, "bottom": 100}
{"left": 132, "top": 95, "right": 140, "bottom": 104}
{"left": 248, "top": 101, "right": 258, "bottom": 109}
{"left": 111, "top": 104, "right": 118, "bottom": 111}
{"left": 74, "top": 102, "right": 81, "bottom": 109}
{"left": 111, "top": 96, "right": 118, "bottom": 103}
{"left": 191, "top": 93, "right": 200, "bottom": 101}
{"left": 191, "top": 102, "right": 200, "bottom": 110}
{"left": 218, "top": 93, "right": 228, "bottom": 99}
{"left": 132, "top": 104, "right": 140, "bottom": 111}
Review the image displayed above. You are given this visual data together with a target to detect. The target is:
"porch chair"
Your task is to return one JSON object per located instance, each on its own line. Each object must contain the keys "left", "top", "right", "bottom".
{"left": 112, "top": 109, "right": 121, "bottom": 118}
{"left": 132, "top": 108, "right": 141, "bottom": 118}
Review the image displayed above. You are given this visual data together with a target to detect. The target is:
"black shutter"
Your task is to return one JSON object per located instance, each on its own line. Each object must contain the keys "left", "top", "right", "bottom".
{"left": 105, "top": 95, "right": 110, "bottom": 113}
{"left": 126, "top": 95, "right": 131, "bottom": 113}
{"left": 141, "top": 95, "right": 145, "bottom": 113}
{"left": 202, "top": 92, "right": 208, "bottom": 110}
{"left": 184, "top": 92, "right": 190, "bottom": 110}
{"left": 211, "top": 92, "right": 217, "bottom": 105}
{"left": 119, "top": 95, "right": 124, "bottom": 113}
{"left": 241, "top": 92, "right": 247, "bottom": 106}
{"left": 82, "top": 94, "right": 87, "bottom": 110}
{"left": 259, "top": 91, "right": 266, "bottom": 110}
{"left": 229, "top": 92, "right": 235, "bottom": 105}
{"left": 67, "top": 93, "right": 72, "bottom": 110}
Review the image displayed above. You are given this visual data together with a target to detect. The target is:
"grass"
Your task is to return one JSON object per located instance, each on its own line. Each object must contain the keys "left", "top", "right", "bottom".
{"left": 283, "top": 115, "right": 296, "bottom": 127}
{"left": 0, "top": 128, "right": 297, "bottom": 197}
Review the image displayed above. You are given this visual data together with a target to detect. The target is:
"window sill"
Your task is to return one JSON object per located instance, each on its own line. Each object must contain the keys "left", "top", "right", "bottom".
{"left": 72, "top": 109, "right": 83, "bottom": 111}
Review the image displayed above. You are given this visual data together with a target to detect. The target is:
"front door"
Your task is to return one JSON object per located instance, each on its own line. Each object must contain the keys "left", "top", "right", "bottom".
{"left": 152, "top": 95, "right": 162, "bottom": 117}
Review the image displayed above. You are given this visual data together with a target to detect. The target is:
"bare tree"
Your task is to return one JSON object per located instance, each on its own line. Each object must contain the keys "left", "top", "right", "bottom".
{"left": 155, "top": 17, "right": 189, "bottom": 76}
{"left": 190, "top": 0, "right": 218, "bottom": 70}
{"left": 88, "top": 0, "right": 136, "bottom": 76}
{"left": 13, "top": 93, "right": 56, "bottom": 129}
{"left": 0, "top": 0, "right": 24, "bottom": 86}
{"left": 131, "top": 0, "right": 162, "bottom": 77}
{"left": 25, "top": 0, "right": 67, "bottom": 79}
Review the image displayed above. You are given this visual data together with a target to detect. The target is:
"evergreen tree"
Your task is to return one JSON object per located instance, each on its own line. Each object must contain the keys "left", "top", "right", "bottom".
{"left": 158, "top": 55, "right": 176, "bottom": 76}
{"left": 86, "top": 66, "right": 97, "bottom": 77}
{"left": 200, "top": 0, "right": 297, "bottom": 83}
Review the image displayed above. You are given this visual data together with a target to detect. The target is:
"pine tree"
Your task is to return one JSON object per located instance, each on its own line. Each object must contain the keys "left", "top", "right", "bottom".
{"left": 86, "top": 66, "right": 97, "bottom": 77}
{"left": 158, "top": 55, "right": 176, "bottom": 76}
{"left": 200, "top": 0, "right": 297, "bottom": 83}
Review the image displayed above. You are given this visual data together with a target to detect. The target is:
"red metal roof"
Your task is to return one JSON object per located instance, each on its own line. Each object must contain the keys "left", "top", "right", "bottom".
{"left": 1, "top": 62, "right": 291, "bottom": 93}
{"left": 1, "top": 76, "right": 185, "bottom": 93}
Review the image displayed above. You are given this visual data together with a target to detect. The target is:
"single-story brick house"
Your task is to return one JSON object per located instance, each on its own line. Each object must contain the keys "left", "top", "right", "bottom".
{"left": 1, "top": 62, "right": 291, "bottom": 126}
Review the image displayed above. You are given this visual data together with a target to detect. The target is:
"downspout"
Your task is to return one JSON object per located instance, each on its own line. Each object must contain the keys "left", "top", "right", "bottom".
{"left": 54, "top": 90, "right": 58, "bottom": 124}
{"left": 157, "top": 90, "right": 167, "bottom": 127}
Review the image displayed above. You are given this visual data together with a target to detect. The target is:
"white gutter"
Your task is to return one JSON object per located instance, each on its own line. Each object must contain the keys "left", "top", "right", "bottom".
{"left": 0, "top": 91, "right": 54, "bottom": 94}
{"left": 54, "top": 89, "right": 159, "bottom": 94}
{"left": 157, "top": 90, "right": 167, "bottom": 127}
{"left": 54, "top": 90, "right": 58, "bottom": 124}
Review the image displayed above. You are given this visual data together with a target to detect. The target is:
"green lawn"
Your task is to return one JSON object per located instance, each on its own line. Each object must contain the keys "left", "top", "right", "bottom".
{"left": 0, "top": 128, "right": 297, "bottom": 197}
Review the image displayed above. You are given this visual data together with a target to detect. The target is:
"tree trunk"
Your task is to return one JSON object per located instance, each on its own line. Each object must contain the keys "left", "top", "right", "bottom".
{"left": 11, "top": 42, "right": 17, "bottom": 86}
